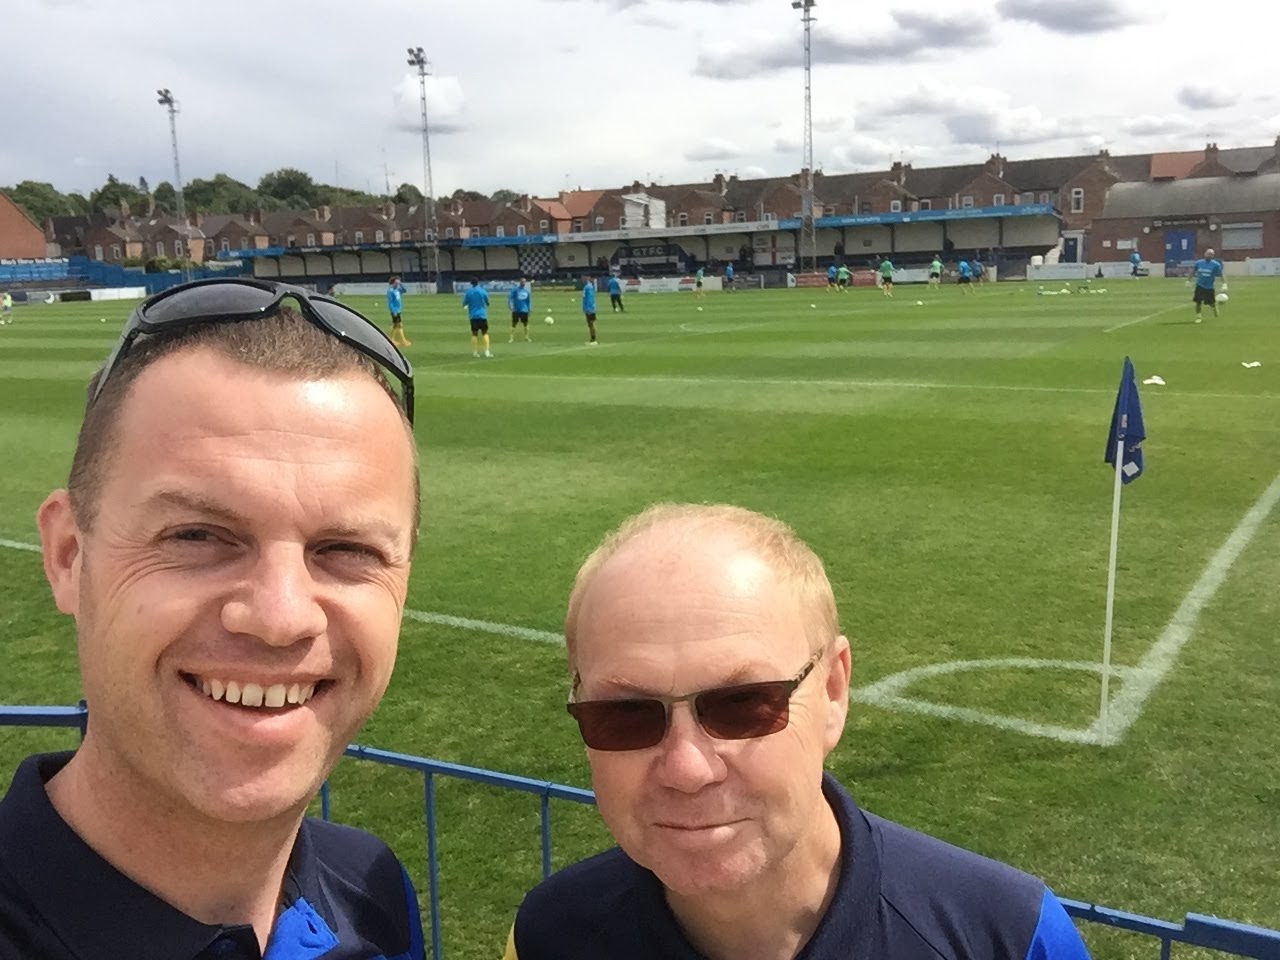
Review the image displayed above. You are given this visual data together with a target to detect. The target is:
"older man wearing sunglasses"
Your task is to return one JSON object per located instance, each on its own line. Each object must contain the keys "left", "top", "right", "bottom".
{"left": 1, "top": 279, "right": 425, "bottom": 959}
{"left": 505, "top": 503, "right": 1089, "bottom": 960}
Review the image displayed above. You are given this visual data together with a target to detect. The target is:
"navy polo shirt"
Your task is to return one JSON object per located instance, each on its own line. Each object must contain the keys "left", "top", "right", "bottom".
{"left": 0, "top": 752, "right": 425, "bottom": 960}
{"left": 511, "top": 773, "right": 1090, "bottom": 959}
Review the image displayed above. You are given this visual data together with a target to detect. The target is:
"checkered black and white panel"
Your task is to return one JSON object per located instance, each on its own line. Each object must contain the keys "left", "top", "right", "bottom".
{"left": 519, "top": 246, "right": 557, "bottom": 276}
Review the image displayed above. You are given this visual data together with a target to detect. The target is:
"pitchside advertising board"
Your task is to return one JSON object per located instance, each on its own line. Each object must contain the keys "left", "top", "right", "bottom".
{"left": 612, "top": 243, "right": 688, "bottom": 271}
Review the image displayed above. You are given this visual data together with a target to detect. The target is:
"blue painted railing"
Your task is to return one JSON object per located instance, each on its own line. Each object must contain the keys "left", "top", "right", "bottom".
{"left": 3, "top": 705, "right": 1278, "bottom": 960}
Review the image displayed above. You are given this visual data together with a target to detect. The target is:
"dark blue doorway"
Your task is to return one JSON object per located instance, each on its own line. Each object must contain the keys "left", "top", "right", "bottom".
{"left": 1164, "top": 229, "right": 1195, "bottom": 266}
{"left": 1062, "top": 236, "right": 1079, "bottom": 262}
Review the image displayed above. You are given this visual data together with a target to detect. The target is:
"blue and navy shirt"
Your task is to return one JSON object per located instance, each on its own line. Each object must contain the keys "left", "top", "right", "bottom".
{"left": 463, "top": 285, "right": 490, "bottom": 320}
{"left": 508, "top": 285, "right": 532, "bottom": 314}
{"left": 1130, "top": 252, "right": 1142, "bottom": 267}
{"left": 509, "top": 773, "right": 1089, "bottom": 960}
{"left": 1193, "top": 257, "right": 1223, "bottom": 289}
{"left": 724, "top": 263, "right": 734, "bottom": 279}
{"left": 828, "top": 264, "right": 838, "bottom": 280}
{"left": 386, "top": 284, "right": 404, "bottom": 315}
{"left": 959, "top": 259, "right": 972, "bottom": 277}
{"left": 0, "top": 752, "right": 425, "bottom": 960}
{"left": 974, "top": 260, "right": 985, "bottom": 276}
{"left": 607, "top": 276, "right": 622, "bottom": 296}
{"left": 582, "top": 280, "right": 596, "bottom": 314}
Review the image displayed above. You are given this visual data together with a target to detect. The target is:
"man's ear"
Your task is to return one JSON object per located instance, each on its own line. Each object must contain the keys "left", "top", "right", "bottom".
{"left": 38, "top": 490, "right": 83, "bottom": 616}
{"left": 823, "top": 636, "right": 852, "bottom": 755}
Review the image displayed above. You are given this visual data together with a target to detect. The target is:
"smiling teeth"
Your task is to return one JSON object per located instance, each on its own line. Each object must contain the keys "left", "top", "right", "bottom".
{"left": 198, "top": 678, "right": 316, "bottom": 707}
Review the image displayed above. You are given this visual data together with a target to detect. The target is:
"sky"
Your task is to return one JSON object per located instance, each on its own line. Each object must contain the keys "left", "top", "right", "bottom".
{"left": 3, "top": 0, "right": 1278, "bottom": 200}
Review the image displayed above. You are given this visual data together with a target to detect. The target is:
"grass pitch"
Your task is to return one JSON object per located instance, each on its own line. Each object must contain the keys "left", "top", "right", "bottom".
{"left": 1, "top": 278, "right": 1277, "bottom": 959}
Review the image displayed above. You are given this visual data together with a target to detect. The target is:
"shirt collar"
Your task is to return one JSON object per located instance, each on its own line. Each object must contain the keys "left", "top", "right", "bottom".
{"left": 0, "top": 752, "right": 330, "bottom": 960}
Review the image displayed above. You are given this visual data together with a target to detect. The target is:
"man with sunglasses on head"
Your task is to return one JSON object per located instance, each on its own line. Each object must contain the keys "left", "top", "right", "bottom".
{"left": 0, "top": 278, "right": 425, "bottom": 960}
{"left": 505, "top": 504, "right": 1089, "bottom": 960}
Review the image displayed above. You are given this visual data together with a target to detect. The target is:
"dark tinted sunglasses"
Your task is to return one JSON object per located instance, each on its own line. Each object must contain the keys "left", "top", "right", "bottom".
{"left": 566, "top": 645, "right": 828, "bottom": 751}
{"left": 91, "top": 278, "right": 414, "bottom": 423}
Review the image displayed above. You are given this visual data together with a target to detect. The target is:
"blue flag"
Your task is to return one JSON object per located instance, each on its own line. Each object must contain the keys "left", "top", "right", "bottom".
{"left": 1105, "top": 356, "right": 1145, "bottom": 484}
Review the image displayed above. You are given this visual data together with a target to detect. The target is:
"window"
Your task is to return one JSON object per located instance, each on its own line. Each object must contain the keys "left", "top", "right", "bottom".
{"left": 1221, "top": 221, "right": 1264, "bottom": 250}
{"left": 174, "top": 240, "right": 184, "bottom": 257}
{"left": 205, "top": 240, "right": 214, "bottom": 255}
{"left": 573, "top": 219, "right": 584, "bottom": 232}
{"left": 1040, "top": 192, "right": 1051, "bottom": 204}
{"left": 1070, "top": 188, "right": 1084, "bottom": 213}
{"left": 763, "top": 211, "right": 777, "bottom": 222}
{"left": 110, "top": 244, "right": 121, "bottom": 260}
{"left": 678, "top": 213, "right": 688, "bottom": 226}
{"left": 859, "top": 202, "right": 872, "bottom": 214}
{"left": 889, "top": 200, "right": 902, "bottom": 213}
{"left": 704, "top": 212, "right": 714, "bottom": 225}
{"left": 355, "top": 231, "right": 364, "bottom": 244}
{"left": 540, "top": 219, "right": 549, "bottom": 231}
{"left": 910, "top": 201, "right": 919, "bottom": 212}
{"left": 472, "top": 227, "right": 483, "bottom": 237}
{"left": 306, "top": 233, "right": 315, "bottom": 246}
{"left": 445, "top": 227, "right": 454, "bottom": 239}
{"left": 286, "top": 235, "right": 295, "bottom": 248}
{"left": 517, "top": 224, "right": 526, "bottom": 236}
{"left": 220, "top": 238, "right": 230, "bottom": 253}
{"left": 375, "top": 230, "right": 385, "bottom": 243}
{"left": 94, "top": 244, "right": 104, "bottom": 260}
{"left": 496, "top": 225, "right": 505, "bottom": 237}
{"left": 595, "top": 216, "right": 605, "bottom": 228}
{"left": 920, "top": 199, "right": 932, "bottom": 210}
{"left": 620, "top": 217, "right": 628, "bottom": 229}
{"left": 961, "top": 196, "right": 974, "bottom": 208}
{"left": 992, "top": 193, "right": 1005, "bottom": 206}
{"left": 736, "top": 210, "right": 746, "bottom": 223}
{"left": 155, "top": 241, "right": 166, "bottom": 257}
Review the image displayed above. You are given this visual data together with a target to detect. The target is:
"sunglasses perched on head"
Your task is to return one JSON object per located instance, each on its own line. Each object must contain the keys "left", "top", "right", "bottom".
{"left": 566, "top": 645, "right": 829, "bottom": 752}
{"left": 91, "top": 278, "right": 414, "bottom": 422}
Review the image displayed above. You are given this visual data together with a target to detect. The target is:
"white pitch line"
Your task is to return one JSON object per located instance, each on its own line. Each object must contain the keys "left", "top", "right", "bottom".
{"left": 429, "top": 369, "right": 1279, "bottom": 402}
{"left": 1096, "top": 468, "right": 1280, "bottom": 745}
{"left": 0, "top": 536, "right": 564, "bottom": 645}
{"left": 402, "top": 608, "right": 562, "bottom": 645}
{"left": 1102, "top": 303, "right": 1184, "bottom": 333}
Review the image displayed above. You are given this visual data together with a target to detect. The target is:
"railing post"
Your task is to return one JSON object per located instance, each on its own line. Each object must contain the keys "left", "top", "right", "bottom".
{"left": 424, "top": 772, "right": 443, "bottom": 960}
{"left": 540, "top": 788, "right": 552, "bottom": 880}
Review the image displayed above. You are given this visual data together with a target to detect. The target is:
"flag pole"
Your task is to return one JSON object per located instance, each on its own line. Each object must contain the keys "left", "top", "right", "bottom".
{"left": 1099, "top": 436, "right": 1125, "bottom": 744}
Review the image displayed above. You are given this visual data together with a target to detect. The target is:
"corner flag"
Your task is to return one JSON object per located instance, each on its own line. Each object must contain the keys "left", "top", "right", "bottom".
{"left": 1104, "top": 356, "right": 1145, "bottom": 484}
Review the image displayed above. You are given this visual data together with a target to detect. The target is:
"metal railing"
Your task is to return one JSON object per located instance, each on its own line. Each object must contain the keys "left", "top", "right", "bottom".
{"left": 3, "top": 705, "right": 1278, "bottom": 960}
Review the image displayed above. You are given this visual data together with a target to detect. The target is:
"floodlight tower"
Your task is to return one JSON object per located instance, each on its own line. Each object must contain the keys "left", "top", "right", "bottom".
{"left": 791, "top": 0, "right": 817, "bottom": 273}
{"left": 407, "top": 47, "right": 441, "bottom": 288}
{"left": 156, "top": 88, "right": 191, "bottom": 282}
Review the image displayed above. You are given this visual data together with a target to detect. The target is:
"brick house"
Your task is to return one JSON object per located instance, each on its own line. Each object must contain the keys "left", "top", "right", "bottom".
{"left": 200, "top": 213, "right": 269, "bottom": 256}
{"left": 0, "top": 191, "right": 50, "bottom": 258}
{"left": 83, "top": 219, "right": 145, "bottom": 263}
{"left": 135, "top": 216, "right": 207, "bottom": 263}
{"left": 1091, "top": 173, "right": 1280, "bottom": 265}
{"left": 46, "top": 215, "right": 91, "bottom": 257}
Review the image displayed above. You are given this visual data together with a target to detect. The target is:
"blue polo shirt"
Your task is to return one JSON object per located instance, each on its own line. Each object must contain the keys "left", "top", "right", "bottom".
{"left": 607, "top": 276, "right": 622, "bottom": 295}
{"left": 508, "top": 285, "right": 532, "bottom": 314}
{"left": 386, "top": 285, "right": 404, "bottom": 315}
{"left": 510, "top": 773, "right": 1089, "bottom": 960}
{"left": 959, "top": 260, "right": 972, "bottom": 278}
{"left": 462, "top": 285, "right": 489, "bottom": 320}
{"left": 582, "top": 281, "right": 596, "bottom": 314}
{"left": 1193, "top": 258, "right": 1223, "bottom": 289}
{"left": 0, "top": 752, "right": 425, "bottom": 960}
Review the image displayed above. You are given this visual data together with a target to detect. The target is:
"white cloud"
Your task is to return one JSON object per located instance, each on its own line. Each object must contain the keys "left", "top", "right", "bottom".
{"left": 392, "top": 74, "right": 468, "bottom": 135}
{"left": 996, "top": 0, "right": 1144, "bottom": 34}
{"left": 1177, "top": 84, "right": 1238, "bottom": 111}
{"left": 684, "top": 137, "right": 747, "bottom": 161}
{"left": 1121, "top": 114, "right": 1194, "bottom": 136}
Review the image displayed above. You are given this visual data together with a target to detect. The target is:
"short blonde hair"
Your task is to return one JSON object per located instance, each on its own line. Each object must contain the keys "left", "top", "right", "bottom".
{"left": 564, "top": 503, "right": 840, "bottom": 669}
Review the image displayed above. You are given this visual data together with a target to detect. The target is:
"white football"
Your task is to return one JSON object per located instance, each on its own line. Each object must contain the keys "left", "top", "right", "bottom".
{"left": 1216, "top": 293, "right": 1229, "bottom": 303}
{"left": 544, "top": 316, "right": 555, "bottom": 325}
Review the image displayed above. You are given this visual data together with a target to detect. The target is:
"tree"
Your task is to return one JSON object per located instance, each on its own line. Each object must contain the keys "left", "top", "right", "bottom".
{"left": 451, "top": 188, "right": 487, "bottom": 202}
{"left": 138, "top": 175, "right": 150, "bottom": 194}
{"left": 395, "top": 182, "right": 424, "bottom": 205}
{"left": 491, "top": 188, "right": 521, "bottom": 204}
{"left": 4, "top": 181, "right": 77, "bottom": 224}
{"left": 152, "top": 181, "right": 177, "bottom": 216}
{"left": 258, "top": 168, "right": 319, "bottom": 207}
{"left": 90, "top": 174, "right": 149, "bottom": 218}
